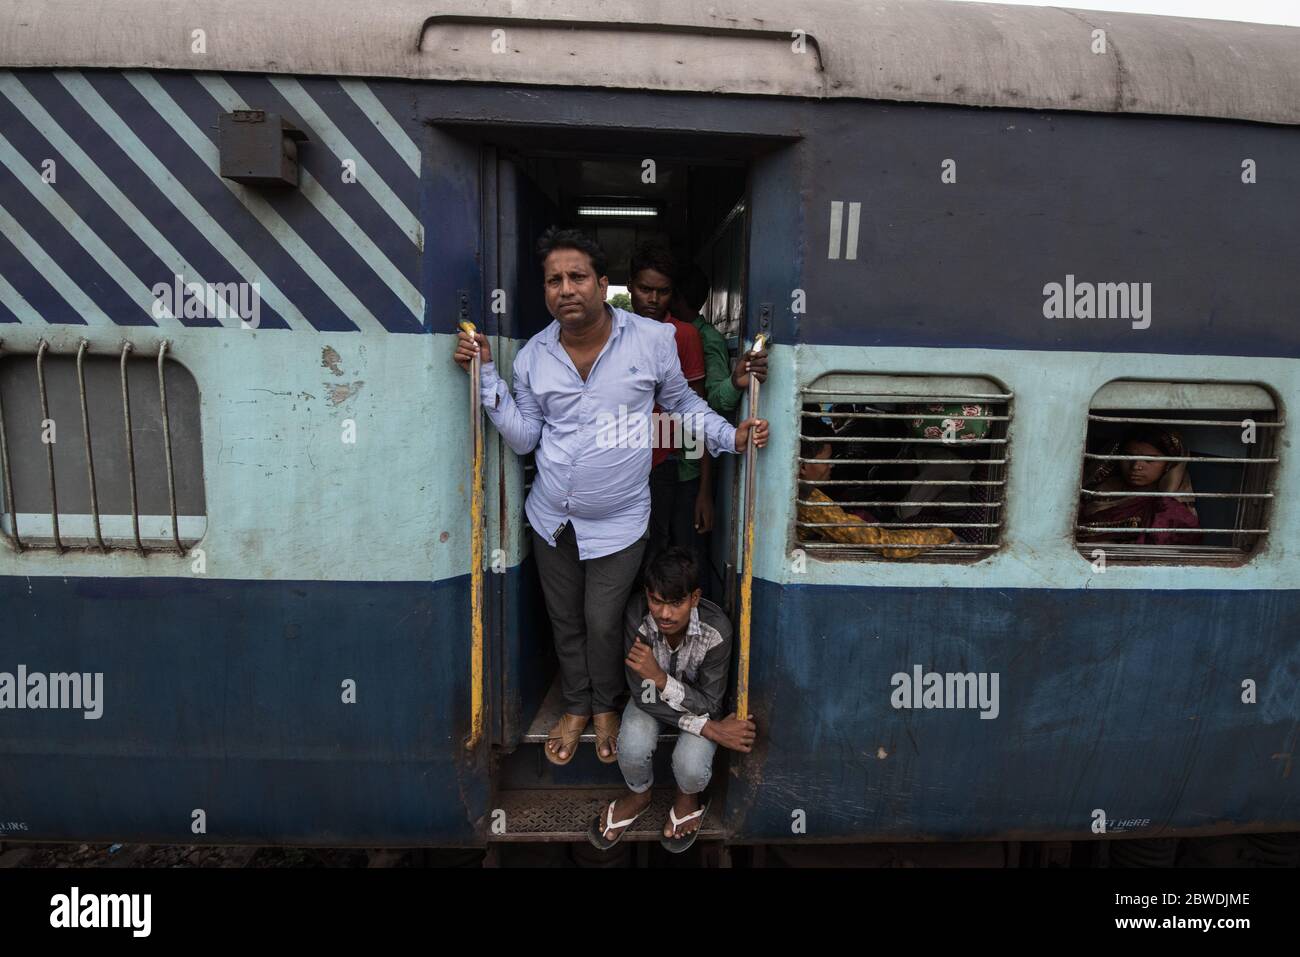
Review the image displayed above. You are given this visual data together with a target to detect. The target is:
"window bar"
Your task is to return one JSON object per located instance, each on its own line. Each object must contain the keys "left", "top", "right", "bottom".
{"left": 804, "top": 410, "right": 1012, "bottom": 421}
{"left": 1080, "top": 489, "right": 1272, "bottom": 499}
{"left": 1084, "top": 546, "right": 1251, "bottom": 567}
{"left": 120, "top": 341, "right": 144, "bottom": 553}
{"left": 76, "top": 339, "right": 107, "bottom": 553}
{"left": 0, "top": 338, "right": 22, "bottom": 550}
{"left": 1077, "top": 526, "right": 1268, "bottom": 535}
{"left": 798, "top": 457, "right": 1006, "bottom": 466}
{"left": 157, "top": 341, "right": 183, "bottom": 555}
{"left": 1087, "top": 414, "right": 1284, "bottom": 428}
{"left": 798, "top": 499, "right": 1003, "bottom": 508}
{"left": 802, "top": 541, "right": 1000, "bottom": 551}
{"left": 798, "top": 521, "right": 1002, "bottom": 529}
{"left": 1084, "top": 453, "right": 1277, "bottom": 464}
{"left": 800, "top": 389, "right": 1013, "bottom": 401}
{"left": 35, "top": 339, "right": 64, "bottom": 553}
{"left": 811, "top": 478, "right": 1006, "bottom": 486}
{"left": 809, "top": 435, "right": 1007, "bottom": 444}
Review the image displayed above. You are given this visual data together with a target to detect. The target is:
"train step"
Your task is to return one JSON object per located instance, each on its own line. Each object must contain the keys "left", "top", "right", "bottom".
{"left": 522, "top": 680, "right": 677, "bottom": 744}
{"left": 501, "top": 679, "right": 682, "bottom": 788}
{"left": 489, "top": 788, "right": 724, "bottom": 843}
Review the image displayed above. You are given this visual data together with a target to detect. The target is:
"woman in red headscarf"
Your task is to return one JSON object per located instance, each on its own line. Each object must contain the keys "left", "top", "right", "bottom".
{"left": 1079, "top": 427, "right": 1202, "bottom": 546}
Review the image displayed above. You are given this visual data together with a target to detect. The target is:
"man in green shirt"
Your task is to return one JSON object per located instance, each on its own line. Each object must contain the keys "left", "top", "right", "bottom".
{"left": 674, "top": 266, "right": 746, "bottom": 420}
{"left": 669, "top": 265, "right": 767, "bottom": 586}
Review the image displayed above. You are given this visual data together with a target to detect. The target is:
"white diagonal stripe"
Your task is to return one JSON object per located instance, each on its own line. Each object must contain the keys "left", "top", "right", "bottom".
{"left": 127, "top": 71, "right": 387, "bottom": 335}
{"left": 0, "top": 72, "right": 239, "bottom": 326}
{"left": 0, "top": 270, "right": 41, "bottom": 323}
{"left": 0, "top": 129, "right": 180, "bottom": 326}
{"left": 198, "top": 74, "right": 423, "bottom": 326}
{"left": 0, "top": 201, "right": 113, "bottom": 326}
{"left": 54, "top": 71, "right": 308, "bottom": 331}
{"left": 298, "top": 168, "right": 423, "bottom": 325}
{"left": 828, "top": 200, "right": 843, "bottom": 260}
{"left": 845, "top": 201, "right": 861, "bottom": 261}
{"left": 269, "top": 76, "right": 422, "bottom": 246}
{"left": 339, "top": 79, "right": 420, "bottom": 176}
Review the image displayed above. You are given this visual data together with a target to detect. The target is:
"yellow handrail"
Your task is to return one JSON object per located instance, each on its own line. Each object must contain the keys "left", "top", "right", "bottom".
{"left": 735, "top": 333, "right": 767, "bottom": 722}
{"left": 462, "top": 320, "right": 486, "bottom": 750}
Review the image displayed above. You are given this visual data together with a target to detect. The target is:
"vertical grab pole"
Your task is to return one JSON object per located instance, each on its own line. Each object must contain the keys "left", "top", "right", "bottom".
{"left": 736, "top": 333, "right": 767, "bottom": 722}
{"left": 76, "top": 339, "right": 107, "bottom": 553}
{"left": 35, "top": 339, "right": 64, "bottom": 553}
{"left": 0, "top": 338, "right": 25, "bottom": 551}
{"left": 462, "top": 320, "right": 486, "bottom": 750}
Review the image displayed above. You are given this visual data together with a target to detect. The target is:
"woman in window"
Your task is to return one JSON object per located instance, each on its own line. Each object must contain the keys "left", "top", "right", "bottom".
{"left": 1079, "top": 427, "right": 1202, "bottom": 545}
{"left": 797, "top": 406, "right": 954, "bottom": 559}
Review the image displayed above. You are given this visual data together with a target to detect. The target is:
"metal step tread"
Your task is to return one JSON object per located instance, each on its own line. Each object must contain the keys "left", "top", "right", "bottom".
{"left": 491, "top": 789, "right": 723, "bottom": 843}
{"left": 523, "top": 679, "right": 676, "bottom": 744}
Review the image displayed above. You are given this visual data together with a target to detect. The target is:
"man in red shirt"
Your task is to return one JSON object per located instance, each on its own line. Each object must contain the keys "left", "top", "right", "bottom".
{"left": 626, "top": 244, "right": 708, "bottom": 561}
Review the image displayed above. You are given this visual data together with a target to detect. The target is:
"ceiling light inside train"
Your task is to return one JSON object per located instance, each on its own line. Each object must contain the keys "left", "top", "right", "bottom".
{"left": 577, "top": 205, "right": 659, "bottom": 217}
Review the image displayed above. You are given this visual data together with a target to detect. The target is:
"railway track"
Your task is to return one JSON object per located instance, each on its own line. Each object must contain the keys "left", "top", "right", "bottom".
{"left": 6, "top": 835, "right": 1297, "bottom": 868}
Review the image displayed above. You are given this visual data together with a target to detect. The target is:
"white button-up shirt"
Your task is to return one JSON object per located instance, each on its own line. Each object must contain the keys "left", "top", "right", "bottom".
{"left": 479, "top": 304, "right": 738, "bottom": 559}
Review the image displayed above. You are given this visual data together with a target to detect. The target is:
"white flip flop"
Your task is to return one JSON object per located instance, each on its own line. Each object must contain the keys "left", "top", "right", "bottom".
{"left": 660, "top": 798, "right": 711, "bottom": 854}
{"left": 587, "top": 799, "right": 648, "bottom": 851}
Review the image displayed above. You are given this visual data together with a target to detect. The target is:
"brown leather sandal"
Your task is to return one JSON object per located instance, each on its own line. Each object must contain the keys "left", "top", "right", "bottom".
{"left": 592, "top": 711, "right": 620, "bottom": 764}
{"left": 544, "top": 713, "right": 587, "bottom": 766}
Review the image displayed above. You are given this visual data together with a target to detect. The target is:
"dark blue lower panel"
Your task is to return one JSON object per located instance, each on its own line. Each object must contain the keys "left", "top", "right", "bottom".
{"left": 7, "top": 573, "right": 1296, "bottom": 844}
{"left": 727, "top": 581, "right": 1300, "bottom": 842}
{"left": 0, "top": 575, "right": 486, "bottom": 845}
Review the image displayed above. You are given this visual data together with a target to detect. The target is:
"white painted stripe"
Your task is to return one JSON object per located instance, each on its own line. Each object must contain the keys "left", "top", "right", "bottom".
{"left": 828, "top": 200, "right": 843, "bottom": 260}
{"left": 298, "top": 168, "right": 423, "bottom": 325}
{"left": 0, "top": 129, "right": 182, "bottom": 327}
{"left": 339, "top": 79, "right": 420, "bottom": 176}
{"left": 1, "top": 512, "right": 207, "bottom": 543}
{"left": 54, "top": 71, "right": 310, "bottom": 331}
{"left": 268, "top": 76, "right": 423, "bottom": 246}
{"left": 129, "top": 72, "right": 387, "bottom": 335}
{"left": 198, "top": 75, "right": 423, "bottom": 326}
{"left": 0, "top": 72, "right": 238, "bottom": 326}
{"left": 845, "top": 201, "right": 861, "bottom": 260}
{"left": 0, "top": 270, "right": 40, "bottom": 323}
{"left": 0, "top": 201, "right": 113, "bottom": 326}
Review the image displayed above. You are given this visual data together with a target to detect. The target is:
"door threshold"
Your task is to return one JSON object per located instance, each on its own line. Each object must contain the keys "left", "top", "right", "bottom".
{"left": 523, "top": 678, "right": 677, "bottom": 744}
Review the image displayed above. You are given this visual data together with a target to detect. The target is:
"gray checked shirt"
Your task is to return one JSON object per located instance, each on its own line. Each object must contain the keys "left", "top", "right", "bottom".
{"left": 624, "top": 594, "right": 732, "bottom": 737}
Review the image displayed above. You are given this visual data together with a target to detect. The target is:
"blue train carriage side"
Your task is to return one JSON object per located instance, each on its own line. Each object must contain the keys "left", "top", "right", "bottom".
{"left": 0, "top": 0, "right": 1297, "bottom": 852}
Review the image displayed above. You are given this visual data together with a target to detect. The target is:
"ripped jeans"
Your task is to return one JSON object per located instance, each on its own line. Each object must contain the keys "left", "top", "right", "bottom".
{"left": 617, "top": 699, "right": 717, "bottom": 795}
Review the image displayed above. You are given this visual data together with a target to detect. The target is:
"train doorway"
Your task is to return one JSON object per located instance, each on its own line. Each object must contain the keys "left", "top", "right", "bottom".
{"left": 460, "top": 124, "right": 791, "bottom": 841}
{"left": 492, "top": 143, "right": 748, "bottom": 736}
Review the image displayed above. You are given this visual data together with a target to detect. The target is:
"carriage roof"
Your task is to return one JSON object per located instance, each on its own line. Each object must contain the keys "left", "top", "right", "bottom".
{"left": 2, "top": 0, "right": 1297, "bottom": 125}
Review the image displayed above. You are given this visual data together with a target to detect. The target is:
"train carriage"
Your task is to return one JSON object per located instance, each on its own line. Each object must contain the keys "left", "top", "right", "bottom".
{"left": 0, "top": 0, "right": 1297, "bottom": 856}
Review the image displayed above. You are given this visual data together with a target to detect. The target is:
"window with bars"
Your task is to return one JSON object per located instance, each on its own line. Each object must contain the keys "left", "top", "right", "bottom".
{"left": 1075, "top": 380, "right": 1279, "bottom": 565}
{"left": 796, "top": 374, "right": 1011, "bottom": 562}
{"left": 0, "top": 340, "right": 206, "bottom": 553}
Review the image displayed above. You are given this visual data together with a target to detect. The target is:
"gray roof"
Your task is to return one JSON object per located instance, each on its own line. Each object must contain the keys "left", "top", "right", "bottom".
{"left": 2, "top": 0, "right": 1298, "bottom": 125}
